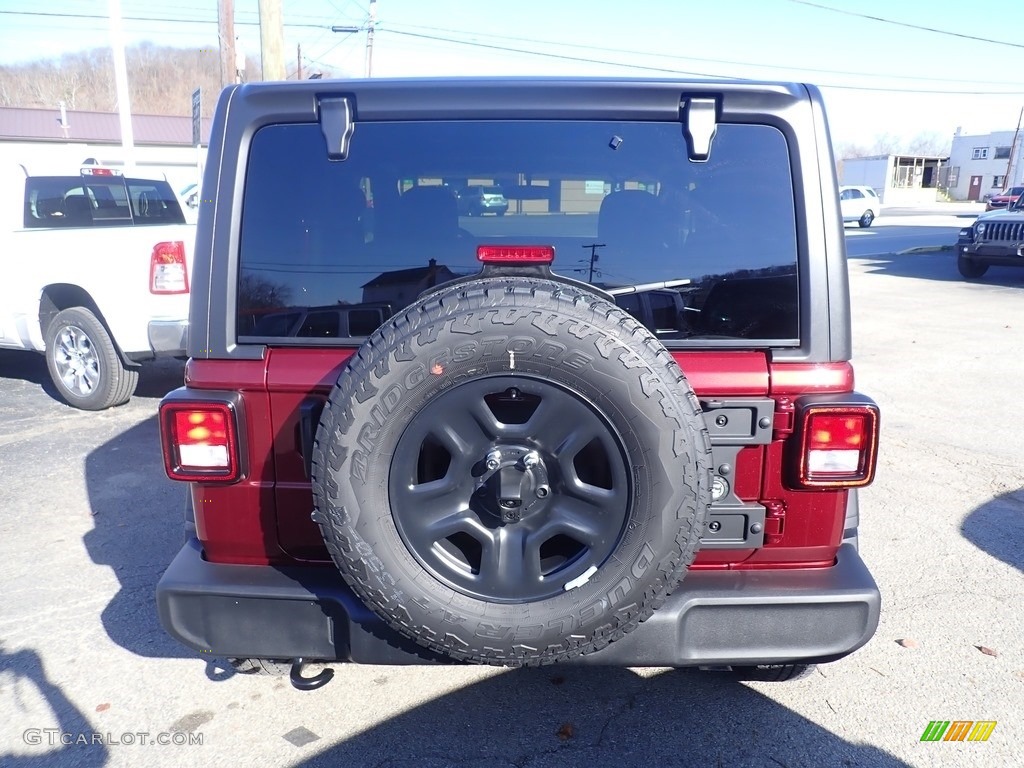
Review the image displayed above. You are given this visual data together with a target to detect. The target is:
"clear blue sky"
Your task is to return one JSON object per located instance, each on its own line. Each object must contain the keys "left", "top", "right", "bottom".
{"left": 2, "top": 0, "right": 1024, "bottom": 148}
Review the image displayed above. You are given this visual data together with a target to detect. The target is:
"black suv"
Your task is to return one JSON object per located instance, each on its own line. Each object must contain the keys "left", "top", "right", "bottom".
{"left": 157, "top": 78, "right": 880, "bottom": 686}
{"left": 957, "top": 192, "right": 1024, "bottom": 278}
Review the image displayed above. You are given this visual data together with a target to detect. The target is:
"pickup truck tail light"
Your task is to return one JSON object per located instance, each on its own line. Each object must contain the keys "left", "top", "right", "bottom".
{"left": 789, "top": 398, "right": 879, "bottom": 489}
{"left": 160, "top": 402, "right": 241, "bottom": 482}
{"left": 151, "top": 241, "right": 189, "bottom": 294}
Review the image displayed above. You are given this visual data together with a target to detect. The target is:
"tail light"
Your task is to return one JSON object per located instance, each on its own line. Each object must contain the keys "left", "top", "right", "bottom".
{"left": 160, "top": 401, "right": 242, "bottom": 482}
{"left": 789, "top": 396, "right": 879, "bottom": 488}
{"left": 477, "top": 244, "right": 555, "bottom": 264}
{"left": 151, "top": 241, "right": 189, "bottom": 294}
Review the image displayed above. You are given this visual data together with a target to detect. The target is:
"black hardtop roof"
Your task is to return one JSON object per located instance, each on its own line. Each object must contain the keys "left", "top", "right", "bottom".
{"left": 225, "top": 76, "right": 813, "bottom": 123}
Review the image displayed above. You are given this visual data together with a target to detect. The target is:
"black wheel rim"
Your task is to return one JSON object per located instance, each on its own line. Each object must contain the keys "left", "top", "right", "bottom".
{"left": 389, "top": 375, "right": 631, "bottom": 602}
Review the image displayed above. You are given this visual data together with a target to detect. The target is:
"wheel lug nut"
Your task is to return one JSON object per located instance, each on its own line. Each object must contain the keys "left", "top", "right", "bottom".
{"left": 485, "top": 449, "right": 501, "bottom": 470}
{"left": 536, "top": 486, "right": 549, "bottom": 498}
{"left": 523, "top": 451, "right": 540, "bottom": 469}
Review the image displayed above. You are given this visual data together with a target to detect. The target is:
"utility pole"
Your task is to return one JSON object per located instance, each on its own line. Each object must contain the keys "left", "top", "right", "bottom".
{"left": 365, "top": 0, "right": 377, "bottom": 77}
{"left": 108, "top": 0, "right": 135, "bottom": 171}
{"left": 582, "top": 243, "right": 603, "bottom": 283}
{"left": 1005, "top": 106, "right": 1023, "bottom": 188}
{"left": 235, "top": 36, "right": 245, "bottom": 83}
{"left": 258, "top": 0, "right": 286, "bottom": 81}
{"left": 217, "top": 0, "right": 235, "bottom": 90}
{"left": 297, "top": 43, "right": 302, "bottom": 80}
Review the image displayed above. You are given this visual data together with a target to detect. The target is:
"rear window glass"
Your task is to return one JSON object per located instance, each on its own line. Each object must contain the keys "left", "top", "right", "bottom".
{"left": 238, "top": 120, "right": 798, "bottom": 345}
{"left": 24, "top": 177, "right": 186, "bottom": 228}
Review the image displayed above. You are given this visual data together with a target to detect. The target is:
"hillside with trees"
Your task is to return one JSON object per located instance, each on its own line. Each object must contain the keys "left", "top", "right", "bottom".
{"left": 0, "top": 44, "right": 280, "bottom": 118}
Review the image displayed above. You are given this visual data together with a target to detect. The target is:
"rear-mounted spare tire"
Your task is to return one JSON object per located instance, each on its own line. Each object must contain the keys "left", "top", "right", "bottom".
{"left": 311, "top": 277, "right": 712, "bottom": 666}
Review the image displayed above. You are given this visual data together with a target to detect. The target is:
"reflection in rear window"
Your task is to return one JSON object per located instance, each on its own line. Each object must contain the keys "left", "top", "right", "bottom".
{"left": 238, "top": 120, "right": 798, "bottom": 344}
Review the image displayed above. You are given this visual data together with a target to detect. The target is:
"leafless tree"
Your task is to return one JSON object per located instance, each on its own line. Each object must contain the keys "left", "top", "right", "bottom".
{"left": 905, "top": 131, "right": 951, "bottom": 157}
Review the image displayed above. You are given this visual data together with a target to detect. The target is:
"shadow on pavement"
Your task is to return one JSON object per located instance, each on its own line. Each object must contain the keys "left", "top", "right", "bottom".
{"left": 132, "top": 359, "right": 186, "bottom": 401}
{"left": 0, "top": 349, "right": 184, "bottom": 404}
{"left": 848, "top": 249, "right": 1024, "bottom": 285}
{"left": 0, "top": 644, "right": 109, "bottom": 767}
{"left": 0, "top": 349, "right": 60, "bottom": 400}
{"left": 961, "top": 489, "right": 1024, "bottom": 572}
{"left": 83, "top": 415, "right": 192, "bottom": 660}
{"left": 293, "top": 665, "right": 910, "bottom": 768}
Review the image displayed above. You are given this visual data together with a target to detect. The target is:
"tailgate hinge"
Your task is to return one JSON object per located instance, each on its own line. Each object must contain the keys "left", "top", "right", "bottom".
{"left": 762, "top": 500, "right": 787, "bottom": 545}
{"left": 319, "top": 96, "right": 355, "bottom": 160}
{"left": 680, "top": 95, "right": 719, "bottom": 161}
{"left": 772, "top": 396, "right": 795, "bottom": 440}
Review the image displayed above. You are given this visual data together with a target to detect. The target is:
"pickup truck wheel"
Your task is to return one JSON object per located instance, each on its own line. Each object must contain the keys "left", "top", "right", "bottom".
{"left": 45, "top": 307, "right": 138, "bottom": 410}
{"left": 312, "top": 277, "right": 712, "bottom": 666}
{"left": 957, "top": 255, "right": 988, "bottom": 279}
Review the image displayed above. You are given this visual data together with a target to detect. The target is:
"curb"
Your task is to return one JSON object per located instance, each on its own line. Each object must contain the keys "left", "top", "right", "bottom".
{"left": 897, "top": 245, "right": 954, "bottom": 255}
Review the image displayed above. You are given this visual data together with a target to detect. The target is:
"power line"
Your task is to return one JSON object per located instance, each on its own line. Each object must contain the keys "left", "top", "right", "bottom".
{"left": 784, "top": 0, "right": 1024, "bottom": 50}
{"left": 324, "top": 0, "right": 367, "bottom": 20}
{"left": 384, "top": 20, "right": 1023, "bottom": 88}
{"left": 123, "top": 0, "right": 334, "bottom": 22}
{"left": 380, "top": 29, "right": 1024, "bottom": 95}
{"left": 381, "top": 29, "right": 729, "bottom": 78}
{"left": 303, "top": 32, "right": 361, "bottom": 71}
{"left": 0, "top": 9, "right": 328, "bottom": 30}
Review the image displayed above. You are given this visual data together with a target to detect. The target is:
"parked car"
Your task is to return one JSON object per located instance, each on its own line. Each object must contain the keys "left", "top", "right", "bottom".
{"left": 179, "top": 182, "right": 199, "bottom": 209}
{"left": 839, "top": 185, "right": 880, "bottom": 228}
{"left": 455, "top": 185, "right": 508, "bottom": 216}
{"left": 177, "top": 183, "right": 200, "bottom": 224}
{"left": 156, "top": 77, "right": 880, "bottom": 688}
{"left": 957, "top": 192, "right": 1024, "bottom": 278}
{"left": 984, "top": 185, "right": 1024, "bottom": 211}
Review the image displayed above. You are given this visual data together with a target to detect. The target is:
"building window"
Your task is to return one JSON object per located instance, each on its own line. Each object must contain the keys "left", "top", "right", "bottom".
{"left": 995, "top": 146, "right": 1012, "bottom": 159}
{"left": 947, "top": 167, "right": 959, "bottom": 186}
{"left": 972, "top": 147, "right": 989, "bottom": 160}
{"left": 993, "top": 175, "right": 1006, "bottom": 188}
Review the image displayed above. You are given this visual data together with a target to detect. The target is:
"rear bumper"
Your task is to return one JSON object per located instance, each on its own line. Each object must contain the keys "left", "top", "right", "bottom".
{"left": 126, "top": 320, "right": 189, "bottom": 361}
{"left": 157, "top": 540, "right": 880, "bottom": 666}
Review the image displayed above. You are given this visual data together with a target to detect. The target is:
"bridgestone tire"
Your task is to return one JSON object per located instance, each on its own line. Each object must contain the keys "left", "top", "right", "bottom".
{"left": 44, "top": 306, "right": 138, "bottom": 410}
{"left": 311, "top": 277, "right": 712, "bottom": 666}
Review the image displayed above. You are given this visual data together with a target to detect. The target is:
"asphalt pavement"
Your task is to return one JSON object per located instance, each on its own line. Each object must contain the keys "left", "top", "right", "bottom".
{"left": 0, "top": 220, "right": 1022, "bottom": 768}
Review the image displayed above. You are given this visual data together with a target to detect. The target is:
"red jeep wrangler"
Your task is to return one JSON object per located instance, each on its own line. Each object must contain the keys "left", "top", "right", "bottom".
{"left": 157, "top": 78, "right": 880, "bottom": 687}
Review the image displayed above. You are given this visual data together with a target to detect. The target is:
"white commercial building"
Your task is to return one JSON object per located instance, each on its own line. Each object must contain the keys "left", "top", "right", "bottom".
{"left": 945, "top": 129, "right": 1022, "bottom": 202}
{"left": 838, "top": 154, "right": 946, "bottom": 204}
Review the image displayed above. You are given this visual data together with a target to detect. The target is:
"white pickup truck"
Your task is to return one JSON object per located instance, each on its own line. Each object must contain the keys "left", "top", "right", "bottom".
{"left": 0, "top": 164, "right": 195, "bottom": 409}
